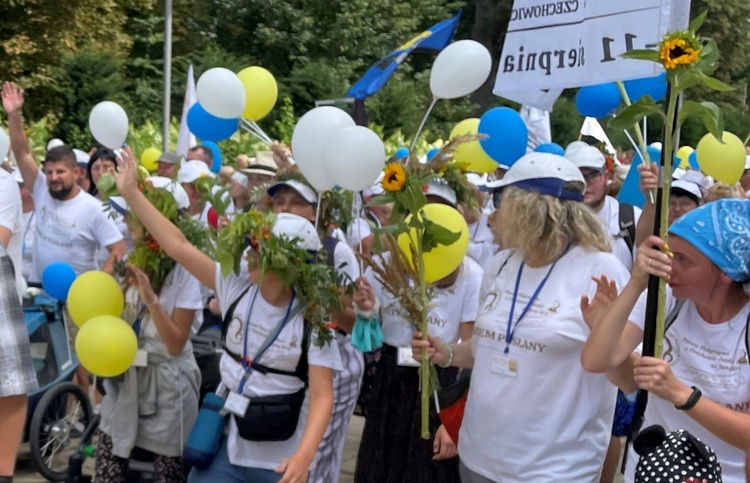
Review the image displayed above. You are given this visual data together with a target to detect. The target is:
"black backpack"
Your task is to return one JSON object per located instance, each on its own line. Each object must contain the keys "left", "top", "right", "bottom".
{"left": 616, "top": 202, "right": 637, "bottom": 253}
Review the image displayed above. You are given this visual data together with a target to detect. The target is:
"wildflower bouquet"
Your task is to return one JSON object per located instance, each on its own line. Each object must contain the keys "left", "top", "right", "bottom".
{"left": 610, "top": 12, "right": 731, "bottom": 356}
{"left": 216, "top": 210, "right": 353, "bottom": 348}
{"left": 365, "top": 137, "right": 476, "bottom": 439}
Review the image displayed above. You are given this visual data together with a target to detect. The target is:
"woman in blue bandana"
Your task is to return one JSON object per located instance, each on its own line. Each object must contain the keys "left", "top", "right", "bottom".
{"left": 582, "top": 199, "right": 750, "bottom": 482}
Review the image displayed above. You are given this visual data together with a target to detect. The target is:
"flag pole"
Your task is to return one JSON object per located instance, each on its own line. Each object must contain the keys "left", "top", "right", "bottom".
{"left": 162, "top": 0, "right": 173, "bottom": 152}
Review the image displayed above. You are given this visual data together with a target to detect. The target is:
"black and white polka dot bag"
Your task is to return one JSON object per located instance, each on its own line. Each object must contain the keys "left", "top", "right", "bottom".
{"left": 633, "top": 425, "right": 722, "bottom": 482}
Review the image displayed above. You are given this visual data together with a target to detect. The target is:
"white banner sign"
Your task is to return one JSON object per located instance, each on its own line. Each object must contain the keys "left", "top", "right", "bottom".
{"left": 494, "top": 0, "right": 691, "bottom": 98}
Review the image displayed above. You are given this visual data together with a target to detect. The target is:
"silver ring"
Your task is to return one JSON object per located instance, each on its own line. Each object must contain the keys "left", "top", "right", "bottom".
{"left": 647, "top": 259, "right": 652, "bottom": 267}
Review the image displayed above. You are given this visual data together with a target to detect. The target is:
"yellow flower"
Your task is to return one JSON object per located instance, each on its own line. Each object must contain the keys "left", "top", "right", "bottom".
{"left": 382, "top": 163, "right": 406, "bottom": 192}
{"left": 660, "top": 37, "right": 701, "bottom": 70}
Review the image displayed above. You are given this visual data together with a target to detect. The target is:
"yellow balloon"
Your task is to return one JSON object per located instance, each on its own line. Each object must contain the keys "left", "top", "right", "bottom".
{"left": 75, "top": 315, "right": 137, "bottom": 377}
{"left": 140, "top": 147, "right": 161, "bottom": 172}
{"left": 67, "top": 271, "right": 124, "bottom": 327}
{"left": 695, "top": 131, "right": 746, "bottom": 184}
{"left": 237, "top": 66, "right": 278, "bottom": 121}
{"left": 676, "top": 146, "right": 694, "bottom": 169}
{"left": 450, "top": 119, "right": 499, "bottom": 173}
{"left": 398, "top": 204, "right": 469, "bottom": 283}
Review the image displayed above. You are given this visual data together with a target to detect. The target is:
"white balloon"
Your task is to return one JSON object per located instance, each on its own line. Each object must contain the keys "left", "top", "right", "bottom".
{"left": 196, "top": 68, "right": 246, "bottom": 119}
{"left": 0, "top": 129, "right": 8, "bottom": 161}
{"left": 89, "top": 101, "right": 129, "bottom": 149}
{"left": 324, "top": 127, "right": 385, "bottom": 192}
{"left": 291, "top": 107, "right": 355, "bottom": 191}
{"left": 430, "top": 40, "right": 492, "bottom": 100}
{"left": 46, "top": 138, "right": 65, "bottom": 151}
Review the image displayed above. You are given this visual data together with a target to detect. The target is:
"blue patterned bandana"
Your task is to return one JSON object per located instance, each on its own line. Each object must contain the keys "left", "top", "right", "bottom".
{"left": 669, "top": 199, "right": 750, "bottom": 282}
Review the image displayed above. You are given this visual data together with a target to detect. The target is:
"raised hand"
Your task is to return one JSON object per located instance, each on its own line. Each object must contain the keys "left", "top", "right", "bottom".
{"left": 127, "top": 263, "right": 157, "bottom": 307}
{"left": 638, "top": 163, "right": 659, "bottom": 198}
{"left": 1, "top": 82, "right": 24, "bottom": 114}
{"left": 271, "top": 140, "right": 293, "bottom": 169}
{"left": 632, "top": 235, "right": 672, "bottom": 290}
{"left": 352, "top": 276, "right": 376, "bottom": 312}
{"left": 580, "top": 275, "right": 619, "bottom": 330}
{"left": 112, "top": 145, "right": 140, "bottom": 197}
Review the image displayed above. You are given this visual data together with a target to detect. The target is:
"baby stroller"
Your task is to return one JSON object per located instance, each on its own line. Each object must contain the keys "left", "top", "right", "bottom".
{"left": 22, "top": 288, "right": 94, "bottom": 482}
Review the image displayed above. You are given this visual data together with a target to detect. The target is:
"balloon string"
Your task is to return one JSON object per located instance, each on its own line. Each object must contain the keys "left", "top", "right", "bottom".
{"left": 240, "top": 119, "right": 273, "bottom": 146}
{"left": 623, "top": 128, "right": 655, "bottom": 204}
{"left": 408, "top": 97, "right": 438, "bottom": 161}
{"left": 314, "top": 198, "right": 322, "bottom": 230}
{"left": 251, "top": 120, "right": 274, "bottom": 144}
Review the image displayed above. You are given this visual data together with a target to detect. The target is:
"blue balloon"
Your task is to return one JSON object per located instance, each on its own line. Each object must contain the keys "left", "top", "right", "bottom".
{"left": 426, "top": 148, "right": 439, "bottom": 161}
{"left": 576, "top": 83, "right": 621, "bottom": 118}
{"left": 478, "top": 107, "right": 528, "bottom": 168}
{"left": 42, "top": 262, "right": 77, "bottom": 300}
{"left": 534, "top": 142, "right": 565, "bottom": 156}
{"left": 623, "top": 73, "right": 667, "bottom": 103}
{"left": 688, "top": 151, "right": 700, "bottom": 170}
{"left": 203, "top": 141, "right": 222, "bottom": 173}
{"left": 394, "top": 147, "right": 409, "bottom": 159}
{"left": 187, "top": 103, "right": 239, "bottom": 142}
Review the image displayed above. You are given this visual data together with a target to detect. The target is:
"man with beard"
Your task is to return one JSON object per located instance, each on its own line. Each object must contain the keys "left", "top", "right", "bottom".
{"left": 2, "top": 82, "right": 125, "bottom": 281}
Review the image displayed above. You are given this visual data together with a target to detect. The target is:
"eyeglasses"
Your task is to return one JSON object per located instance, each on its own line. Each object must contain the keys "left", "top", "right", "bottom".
{"left": 581, "top": 170, "right": 605, "bottom": 184}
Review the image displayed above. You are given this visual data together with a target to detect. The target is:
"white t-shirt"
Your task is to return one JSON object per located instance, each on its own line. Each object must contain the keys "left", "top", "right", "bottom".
{"left": 96, "top": 212, "right": 133, "bottom": 270}
{"left": 368, "top": 256, "right": 483, "bottom": 347}
{"left": 460, "top": 246, "right": 631, "bottom": 482}
{"left": 467, "top": 213, "right": 498, "bottom": 264}
{"left": 345, "top": 217, "right": 372, "bottom": 250}
{"left": 214, "top": 266, "right": 343, "bottom": 470}
{"left": 21, "top": 211, "right": 35, "bottom": 283}
{"left": 596, "top": 196, "right": 641, "bottom": 272}
{"left": 31, "top": 174, "right": 123, "bottom": 281}
{"left": 625, "top": 288, "right": 750, "bottom": 483}
{"left": 0, "top": 170, "right": 24, "bottom": 298}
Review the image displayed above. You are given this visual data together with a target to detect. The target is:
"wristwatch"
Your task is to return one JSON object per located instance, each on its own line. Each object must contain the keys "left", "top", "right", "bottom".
{"left": 675, "top": 386, "right": 702, "bottom": 410}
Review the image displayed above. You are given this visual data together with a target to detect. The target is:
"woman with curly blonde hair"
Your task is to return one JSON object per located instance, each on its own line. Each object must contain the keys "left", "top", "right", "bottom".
{"left": 414, "top": 152, "right": 633, "bottom": 482}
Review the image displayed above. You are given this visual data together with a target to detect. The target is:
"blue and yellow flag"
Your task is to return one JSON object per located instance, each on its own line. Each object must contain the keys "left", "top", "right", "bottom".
{"left": 346, "top": 11, "right": 462, "bottom": 100}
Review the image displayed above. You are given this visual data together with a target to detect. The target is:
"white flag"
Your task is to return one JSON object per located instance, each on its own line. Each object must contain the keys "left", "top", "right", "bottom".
{"left": 176, "top": 65, "right": 197, "bottom": 156}
{"left": 580, "top": 117, "right": 616, "bottom": 155}
{"left": 520, "top": 105, "right": 551, "bottom": 152}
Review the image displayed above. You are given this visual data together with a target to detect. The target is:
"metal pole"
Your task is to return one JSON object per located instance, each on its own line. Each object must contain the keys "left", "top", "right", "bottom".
{"left": 162, "top": 0, "right": 173, "bottom": 152}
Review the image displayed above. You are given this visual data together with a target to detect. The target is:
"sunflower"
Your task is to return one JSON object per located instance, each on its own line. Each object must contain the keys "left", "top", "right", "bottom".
{"left": 382, "top": 162, "right": 407, "bottom": 192}
{"left": 659, "top": 36, "right": 701, "bottom": 70}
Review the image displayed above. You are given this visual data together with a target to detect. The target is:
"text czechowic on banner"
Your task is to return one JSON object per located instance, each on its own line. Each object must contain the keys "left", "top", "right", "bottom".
{"left": 494, "top": 0, "right": 691, "bottom": 110}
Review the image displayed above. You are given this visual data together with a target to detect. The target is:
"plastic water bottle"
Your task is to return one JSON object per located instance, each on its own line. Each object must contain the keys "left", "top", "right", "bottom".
{"left": 183, "top": 392, "right": 227, "bottom": 469}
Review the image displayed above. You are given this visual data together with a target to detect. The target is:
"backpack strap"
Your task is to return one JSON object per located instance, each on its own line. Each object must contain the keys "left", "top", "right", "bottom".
{"left": 221, "top": 286, "right": 251, "bottom": 344}
{"left": 663, "top": 299, "right": 686, "bottom": 336}
{"left": 617, "top": 202, "right": 636, "bottom": 253}
{"left": 323, "top": 235, "right": 339, "bottom": 268}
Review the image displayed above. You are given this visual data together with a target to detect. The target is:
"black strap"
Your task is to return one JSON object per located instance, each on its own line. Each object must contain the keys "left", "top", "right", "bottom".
{"left": 220, "top": 286, "right": 312, "bottom": 386}
{"left": 323, "top": 235, "right": 339, "bottom": 268}
{"left": 221, "top": 286, "right": 250, "bottom": 343}
{"left": 617, "top": 202, "right": 636, "bottom": 253}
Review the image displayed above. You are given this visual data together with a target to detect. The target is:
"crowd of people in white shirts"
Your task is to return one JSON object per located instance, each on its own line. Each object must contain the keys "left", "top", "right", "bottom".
{"left": 1, "top": 77, "right": 750, "bottom": 483}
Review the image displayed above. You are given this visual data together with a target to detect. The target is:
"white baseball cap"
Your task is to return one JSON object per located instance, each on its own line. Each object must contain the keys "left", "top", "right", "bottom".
{"left": 486, "top": 152, "right": 585, "bottom": 201}
{"left": 267, "top": 179, "right": 319, "bottom": 205}
{"left": 177, "top": 160, "right": 215, "bottom": 184}
{"left": 231, "top": 171, "right": 248, "bottom": 189}
{"left": 73, "top": 148, "right": 90, "bottom": 167}
{"left": 671, "top": 170, "right": 706, "bottom": 200}
{"left": 110, "top": 176, "right": 190, "bottom": 214}
{"left": 272, "top": 213, "right": 321, "bottom": 252}
{"left": 424, "top": 179, "right": 457, "bottom": 206}
{"left": 564, "top": 141, "right": 606, "bottom": 170}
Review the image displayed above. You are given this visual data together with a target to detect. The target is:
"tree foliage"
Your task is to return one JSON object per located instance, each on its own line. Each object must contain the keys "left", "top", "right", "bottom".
{"left": 1, "top": 0, "right": 749, "bottom": 153}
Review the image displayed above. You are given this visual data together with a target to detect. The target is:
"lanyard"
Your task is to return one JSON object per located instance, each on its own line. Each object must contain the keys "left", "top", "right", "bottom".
{"left": 132, "top": 303, "right": 147, "bottom": 336}
{"left": 238, "top": 287, "right": 296, "bottom": 394}
{"left": 504, "top": 245, "right": 570, "bottom": 354}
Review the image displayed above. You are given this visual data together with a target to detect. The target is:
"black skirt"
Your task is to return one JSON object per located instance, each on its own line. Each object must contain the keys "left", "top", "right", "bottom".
{"left": 354, "top": 344, "right": 460, "bottom": 483}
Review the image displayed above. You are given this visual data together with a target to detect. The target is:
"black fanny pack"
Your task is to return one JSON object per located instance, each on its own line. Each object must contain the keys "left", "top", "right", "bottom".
{"left": 234, "top": 387, "right": 306, "bottom": 441}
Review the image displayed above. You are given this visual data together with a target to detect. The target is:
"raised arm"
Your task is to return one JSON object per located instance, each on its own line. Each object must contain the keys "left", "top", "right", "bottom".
{"left": 1, "top": 82, "right": 38, "bottom": 191}
{"left": 581, "top": 236, "right": 672, "bottom": 373}
{"left": 112, "top": 146, "right": 217, "bottom": 290}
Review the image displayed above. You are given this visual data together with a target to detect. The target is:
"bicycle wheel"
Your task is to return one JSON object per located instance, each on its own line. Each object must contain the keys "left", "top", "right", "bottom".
{"left": 29, "top": 381, "right": 94, "bottom": 482}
